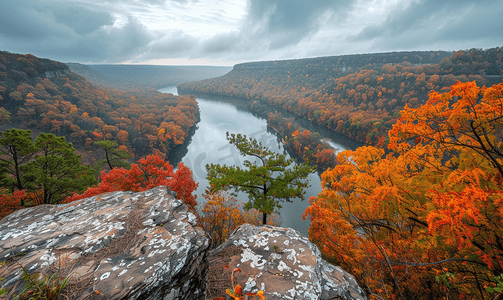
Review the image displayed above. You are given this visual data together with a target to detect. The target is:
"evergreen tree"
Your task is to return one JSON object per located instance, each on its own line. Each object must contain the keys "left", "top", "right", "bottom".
{"left": 94, "top": 140, "right": 131, "bottom": 171}
{"left": 206, "top": 132, "right": 315, "bottom": 224}
{"left": 0, "top": 129, "right": 38, "bottom": 199}
{"left": 27, "top": 133, "right": 97, "bottom": 204}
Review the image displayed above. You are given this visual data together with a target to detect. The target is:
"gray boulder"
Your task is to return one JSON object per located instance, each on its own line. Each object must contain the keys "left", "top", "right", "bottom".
{"left": 207, "top": 224, "right": 366, "bottom": 300}
{"left": 0, "top": 186, "right": 209, "bottom": 300}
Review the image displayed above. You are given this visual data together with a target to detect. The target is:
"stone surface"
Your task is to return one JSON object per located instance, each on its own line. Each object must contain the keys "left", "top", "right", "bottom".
{"left": 207, "top": 224, "right": 366, "bottom": 300}
{"left": 0, "top": 186, "right": 209, "bottom": 300}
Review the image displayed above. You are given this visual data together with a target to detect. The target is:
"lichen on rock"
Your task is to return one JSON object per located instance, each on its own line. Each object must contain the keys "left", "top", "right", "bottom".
{"left": 0, "top": 186, "right": 209, "bottom": 300}
{"left": 207, "top": 224, "right": 366, "bottom": 300}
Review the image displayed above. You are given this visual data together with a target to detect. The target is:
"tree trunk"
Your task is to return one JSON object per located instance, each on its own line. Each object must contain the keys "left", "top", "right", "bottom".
{"left": 105, "top": 149, "right": 113, "bottom": 170}
{"left": 262, "top": 212, "right": 267, "bottom": 225}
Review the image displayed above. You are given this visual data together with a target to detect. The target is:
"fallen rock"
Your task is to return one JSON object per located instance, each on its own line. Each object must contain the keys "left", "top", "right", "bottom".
{"left": 207, "top": 224, "right": 366, "bottom": 300}
{"left": 0, "top": 186, "right": 209, "bottom": 300}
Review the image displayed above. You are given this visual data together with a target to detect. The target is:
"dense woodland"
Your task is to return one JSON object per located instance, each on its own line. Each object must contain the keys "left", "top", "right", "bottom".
{"left": 179, "top": 48, "right": 503, "bottom": 145}
{"left": 0, "top": 51, "right": 199, "bottom": 166}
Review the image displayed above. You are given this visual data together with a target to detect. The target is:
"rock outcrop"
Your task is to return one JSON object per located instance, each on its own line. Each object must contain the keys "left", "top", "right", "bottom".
{"left": 0, "top": 187, "right": 366, "bottom": 300}
{"left": 207, "top": 224, "right": 366, "bottom": 300}
{"left": 0, "top": 186, "right": 209, "bottom": 300}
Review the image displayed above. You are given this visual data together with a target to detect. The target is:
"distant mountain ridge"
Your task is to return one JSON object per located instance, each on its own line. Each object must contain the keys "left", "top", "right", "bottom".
{"left": 65, "top": 63, "right": 119, "bottom": 88}
{"left": 233, "top": 50, "right": 453, "bottom": 70}
{"left": 67, "top": 63, "right": 232, "bottom": 90}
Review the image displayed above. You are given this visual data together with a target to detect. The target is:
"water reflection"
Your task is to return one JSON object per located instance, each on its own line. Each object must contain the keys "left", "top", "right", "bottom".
{"left": 159, "top": 86, "right": 351, "bottom": 235}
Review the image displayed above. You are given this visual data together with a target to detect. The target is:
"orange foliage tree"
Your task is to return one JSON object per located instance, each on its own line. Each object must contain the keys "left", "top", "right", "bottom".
{"left": 305, "top": 81, "right": 503, "bottom": 299}
{"left": 67, "top": 154, "right": 198, "bottom": 210}
{"left": 199, "top": 191, "right": 280, "bottom": 248}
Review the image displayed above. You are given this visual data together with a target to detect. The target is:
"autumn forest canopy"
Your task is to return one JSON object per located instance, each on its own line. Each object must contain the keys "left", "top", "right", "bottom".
{"left": 1, "top": 47, "right": 503, "bottom": 299}
{"left": 0, "top": 50, "right": 199, "bottom": 166}
{"left": 179, "top": 48, "right": 503, "bottom": 146}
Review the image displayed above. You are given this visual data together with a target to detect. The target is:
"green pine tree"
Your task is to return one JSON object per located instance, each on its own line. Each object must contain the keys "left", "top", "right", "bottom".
{"left": 94, "top": 140, "right": 131, "bottom": 171}
{"left": 27, "top": 133, "right": 97, "bottom": 204}
{"left": 206, "top": 132, "right": 315, "bottom": 225}
{"left": 0, "top": 129, "right": 38, "bottom": 199}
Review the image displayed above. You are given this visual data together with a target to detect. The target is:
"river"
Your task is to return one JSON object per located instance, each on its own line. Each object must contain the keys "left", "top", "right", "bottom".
{"left": 159, "top": 86, "right": 354, "bottom": 235}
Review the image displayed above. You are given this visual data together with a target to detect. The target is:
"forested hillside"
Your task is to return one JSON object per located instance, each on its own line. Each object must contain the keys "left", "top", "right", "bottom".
{"left": 0, "top": 51, "right": 199, "bottom": 165}
{"left": 179, "top": 48, "right": 503, "bottom": 145}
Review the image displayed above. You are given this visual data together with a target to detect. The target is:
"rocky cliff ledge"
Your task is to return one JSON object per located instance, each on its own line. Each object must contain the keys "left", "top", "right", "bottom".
{"left": 0, "top": 187, "right": 208, "bottom": 299}
{"left": 207, "top": 224, "right": 365, "bottom": 300}
{"left": 0, "top": 187, "right": 365, "bottom": 300}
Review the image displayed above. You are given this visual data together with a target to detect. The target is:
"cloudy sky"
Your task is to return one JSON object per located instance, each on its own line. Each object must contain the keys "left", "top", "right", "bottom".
{"left": 0, "top": 0, "right": 501, "bottom": 66}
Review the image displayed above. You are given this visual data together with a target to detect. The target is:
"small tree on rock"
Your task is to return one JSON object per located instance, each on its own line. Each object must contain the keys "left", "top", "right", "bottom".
{"left": 206, "top": 132, "right": 315, "bottom": 225}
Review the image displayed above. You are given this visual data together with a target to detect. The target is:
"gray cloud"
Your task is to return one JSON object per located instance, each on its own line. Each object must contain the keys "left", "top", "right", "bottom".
{"left": 143, "top": 31, "right": 198, "bottom": 59}
{"left": 190, "top": 0, "right": 359, "bottom": 61}
{"left": 50, "top": 4, "right": 114, "bottom": 35}
{"left": 200, "top": 31, "right": 240, "bottom": 54}
{"left": 351, "top": 0, "right": 503, "bottom": 51}
{"left": 0, "top": 0, "right": 501, "bottom": 65}
{"left": 82, "top": 16, "right": 153, "bottom": 62}
{"left": 0, "top": 0, "right": 72, "bottom": 40}
{"left": 0, "top": 0, "right": 153, "bottom": 62}
{"left": 242, "top": 0, "right": 356, "bottom": 49}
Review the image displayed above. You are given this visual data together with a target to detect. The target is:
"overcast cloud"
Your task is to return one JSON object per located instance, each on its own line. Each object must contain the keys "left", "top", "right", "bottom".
{"left": 0, "top": 0, "right": 501, "bottom": 65}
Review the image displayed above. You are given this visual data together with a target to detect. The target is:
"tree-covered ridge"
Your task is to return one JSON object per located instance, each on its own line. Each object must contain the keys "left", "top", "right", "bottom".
{"left": 178, "top": 47, "right": 503, "bottom": 145}
{"left": 0, "top": 51, "right": 199, "bottom": 164}
{"left": 233, "top": 50, "right": 452, "bottom": 72}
